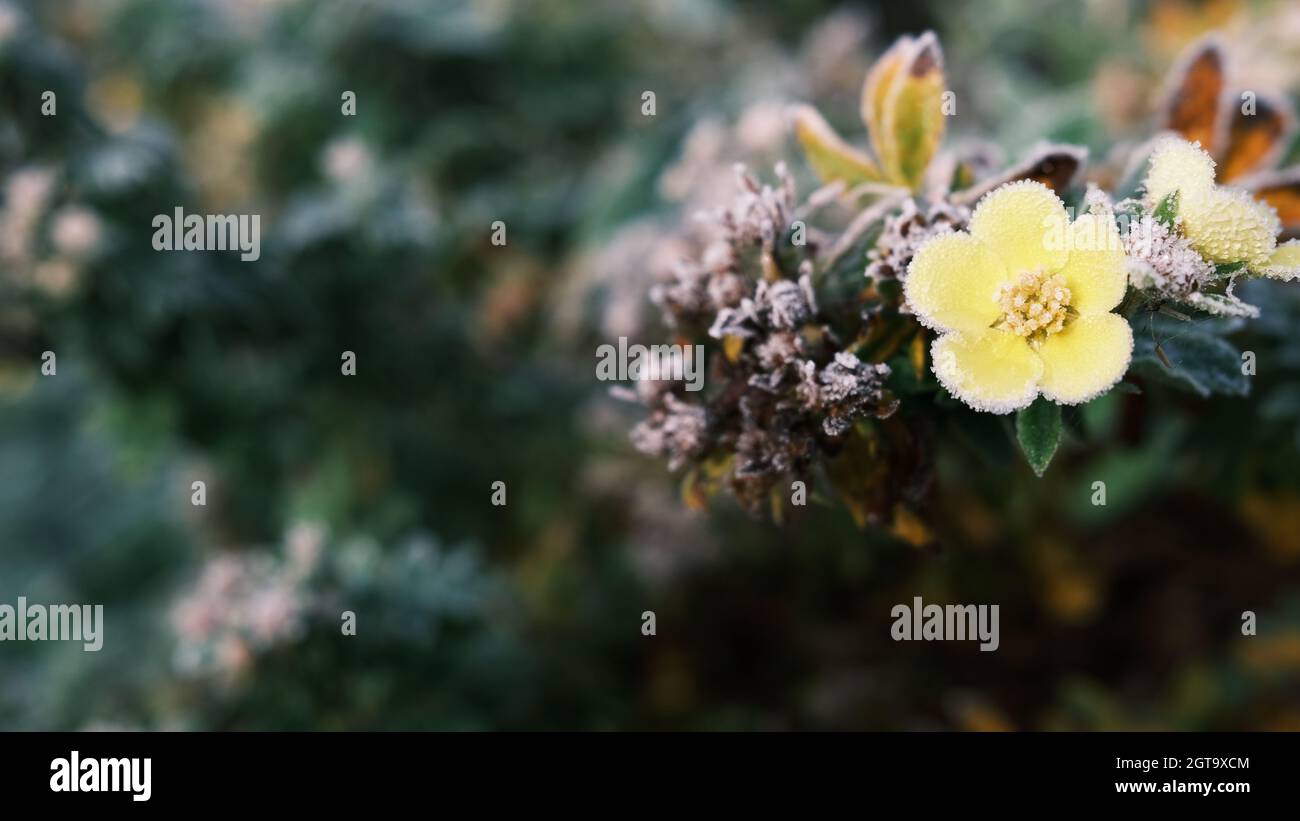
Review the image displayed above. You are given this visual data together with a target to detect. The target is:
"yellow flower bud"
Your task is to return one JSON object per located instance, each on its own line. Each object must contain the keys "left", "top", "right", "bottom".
{"left": 1144, "top": 138, "right": 1216, "bottom": 205}
{"left": 1180, "top": 187, "right": 1280, "bottom": 268}
{"left": 1261, "top": 239, "right": 1300, "bottom": 281}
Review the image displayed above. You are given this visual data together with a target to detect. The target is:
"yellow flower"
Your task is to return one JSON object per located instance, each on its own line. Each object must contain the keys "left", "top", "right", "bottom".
{"left": 1144, "top": 137, "right": 1216, "bottom": 203}
{"left": 905, "top": 181, "right": 1132, "bottom": 414}
{"left": 1262, "top": 239, "right": 1300, "bottom": 281}
{"left": 1145, "top": 137, "right": 1280, "bottom": 268}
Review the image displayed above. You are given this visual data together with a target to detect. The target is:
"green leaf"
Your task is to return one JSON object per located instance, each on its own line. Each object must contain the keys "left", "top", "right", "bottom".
{"left": 1131, "top": 327, "right": 1250, "bottom": 398}
{"left": 1015, "top": 398, "right": 1062, "bottom": 477}
{"left": 1153, "top": 190, "right": 1180, "bottom": 229}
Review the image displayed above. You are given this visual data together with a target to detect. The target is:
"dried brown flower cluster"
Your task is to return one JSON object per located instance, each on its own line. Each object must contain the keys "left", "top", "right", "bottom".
{"left": 630, "top": 165, "right": 897, "bottom": 516}
{"left": 865, "top": 198, "right": 968, "bottom": 284}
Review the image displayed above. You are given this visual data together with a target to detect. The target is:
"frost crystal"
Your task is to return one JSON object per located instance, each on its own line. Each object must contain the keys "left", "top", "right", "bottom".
{"left": 866, "top": 198, "right": 969, "bottom": 284}
{"left": 805, "top": 352, "right": 896, "bottom": 437}
{"left": 1123, "top": 214, "right": 1214, "bottom": 298}
{"left": 630, "top": 394, "right": 710, "bottom": 471}
{"left": 627, "top": 165, "right": 898, "bottom": 516}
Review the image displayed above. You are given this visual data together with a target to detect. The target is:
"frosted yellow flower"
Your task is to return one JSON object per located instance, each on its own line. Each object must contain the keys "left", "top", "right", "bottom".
{"left": 1145, "top": 137, "right": 1280, "bottom": 268}
{"left": 1261, "top": 240, "right": 1300, "bottom": 282}
{"left": 905, "top": 181, "right": 1132, "bottom": 414}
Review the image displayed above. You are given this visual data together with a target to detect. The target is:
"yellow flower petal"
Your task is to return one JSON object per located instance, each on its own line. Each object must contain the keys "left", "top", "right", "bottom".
{"left": 1144, "top": 137, "right": 1216, "bottom": 204}
{"left": 931, "top": 330, "right": 1043, "bottom": 414}
{"left": 968, "top": 180, "right": 1070, "bottom": 275}
{"left": 1181, "top": 187, "right": 1280, "bottom": 268}
{"left": 1261, "top": 239, "right": 1300, "bottom": 281}
{"left": 904, "top": 231, "right": 1008, "bottom": 334}
{"left": 1037, "top": 314, "right": 1133, "bottom": 406}
{"left": 1058, "top": 213, "right": 1127, "bottom": 315}
{"left": 1271, "top": 240, "right": 1300, "bottom": 265}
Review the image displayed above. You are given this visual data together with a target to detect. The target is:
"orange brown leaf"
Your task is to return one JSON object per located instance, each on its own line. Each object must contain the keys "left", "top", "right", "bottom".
{"left": 1219, "top": 94, "right": 1294, "bottom": 181}
{"left": 1161, "top": 37, "right": 1227, "bottom": 154}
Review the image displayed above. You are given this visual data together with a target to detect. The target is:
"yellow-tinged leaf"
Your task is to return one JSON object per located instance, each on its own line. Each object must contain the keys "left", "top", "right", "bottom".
{"left": 880, "top": 31, "right": 947, "bottom": 189}
{"left": 864, "top": 317, "right": 914, "bottom": 363}
{"left": 701, "top": 452, "right": 733, "bottom": 480}
{"left": 681, "top": 468, "right": 707, "bottom": 511}
{"left": 792, "top": 104, "right": 882, "bottom": 187}
{"left": 861, "top": 35, "right": 915, "bottom": 182}
{"left": 909, "top": 329, "right": 926, "bottom": 382}
{"left": 890, "top": 503, "right": 933, "bottom": 547}
{"left": 680, "top": 454, "right": 731, "bottom": 512}
{"left": 722, "top": 334, "right": 745, "bottom": 363}
{"left": 883, "top": 32, "right": 946, "bottom": 188}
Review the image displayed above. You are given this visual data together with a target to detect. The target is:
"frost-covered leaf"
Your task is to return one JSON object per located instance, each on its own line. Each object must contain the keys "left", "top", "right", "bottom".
{"left": 1161, "top": 37, "right": 1227, "bottom": 154}
{"left": 1178, "top": 290, "right": 1259, "bottom": 318}
{"left": 1153, "top": 190, "right": 1179, "bottom": 229}
{"left": 1220, "top": 93, "right": 1294, "bottom": 181}
{"left": 877, "top": 32, "right": 946, "bottom": 189}
{"left": 1015, "top": 398, "right": 1062, "bottom": 477}
{"left": 792, "top": 104, "right": 883, "bottom": 187}
{"left": 1211, "top": 261, "right": 1246, "bottom": 279}
{"left": 1132, "top": 326, "right": 1250, "bottom": 397}
{"left": 860, "top": 35, "right": 915, "bottom": 182}
{"left": 951, "top": 144, "right": 1086, "bottom": 205}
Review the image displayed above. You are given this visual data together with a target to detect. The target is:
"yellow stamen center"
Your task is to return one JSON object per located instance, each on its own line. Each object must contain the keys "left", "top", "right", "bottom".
{"left": 993, "top": 270, "right": 1072, "bottom": 342}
